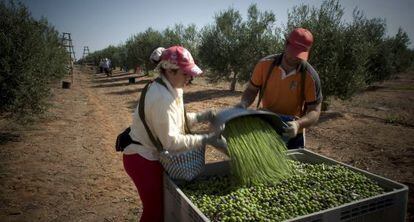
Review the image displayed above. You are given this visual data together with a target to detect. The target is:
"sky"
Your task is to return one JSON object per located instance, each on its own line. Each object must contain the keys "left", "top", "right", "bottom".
{"left": 20, "top": 0, "right": 414, "bottom": 60}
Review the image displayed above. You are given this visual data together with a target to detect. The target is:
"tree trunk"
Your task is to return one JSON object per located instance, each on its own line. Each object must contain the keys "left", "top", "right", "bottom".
{"left": 230, "top": 71, "right": 237, "bottom": 91}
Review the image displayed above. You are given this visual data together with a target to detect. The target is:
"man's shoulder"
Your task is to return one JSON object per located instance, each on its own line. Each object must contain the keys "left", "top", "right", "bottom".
{"left": 258, "top": 53, "right": 282, "bottom": 63}
{"left": 303, "top": 62, "right": 320, "bottom": 78}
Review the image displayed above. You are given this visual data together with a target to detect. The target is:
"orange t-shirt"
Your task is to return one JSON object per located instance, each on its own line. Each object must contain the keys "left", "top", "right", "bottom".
{"left": 251, "top": 55, "right": 322, "bottom": 117}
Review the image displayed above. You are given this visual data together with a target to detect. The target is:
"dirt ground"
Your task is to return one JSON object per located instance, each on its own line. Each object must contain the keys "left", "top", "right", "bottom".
{"left": 0, "top": 66, "right": 413, "bottom": 221}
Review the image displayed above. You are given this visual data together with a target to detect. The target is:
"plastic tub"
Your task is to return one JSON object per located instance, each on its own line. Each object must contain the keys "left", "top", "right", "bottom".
{"left": 164, "top": 149, "right": 408, "bottom": 222}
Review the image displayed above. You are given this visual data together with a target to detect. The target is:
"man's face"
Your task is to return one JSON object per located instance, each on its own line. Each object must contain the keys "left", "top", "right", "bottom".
{"left": 284, "top": 50, "right": 302, "bottom": 68}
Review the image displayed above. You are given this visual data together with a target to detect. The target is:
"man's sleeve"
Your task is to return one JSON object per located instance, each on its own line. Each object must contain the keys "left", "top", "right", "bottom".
{"left": 250, "top": 61, "right": 264, "bottom": 88}
{"left": 185, "top": 112, "right": 198, "bottom": 127}
{"left": 304, "top": 65, "right": 323, "bottom": 105}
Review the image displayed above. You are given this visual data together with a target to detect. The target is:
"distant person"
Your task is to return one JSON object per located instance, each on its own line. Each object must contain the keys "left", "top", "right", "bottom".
{"left": 122, "top": 46, "right": 225, "bottom": 222}
{"left": 103, "top": 58, "right": 112, "bottom": 76}
{"left": 99, "top": 59, "right": 104, "bottom": 73}
{"left": 236, "top": 28, "right": 323, "bottom": 149}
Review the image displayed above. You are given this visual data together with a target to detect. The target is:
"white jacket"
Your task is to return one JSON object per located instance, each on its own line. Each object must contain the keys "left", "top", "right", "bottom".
{"left": 123, "top": 75, "right": 205, "bottom": 160}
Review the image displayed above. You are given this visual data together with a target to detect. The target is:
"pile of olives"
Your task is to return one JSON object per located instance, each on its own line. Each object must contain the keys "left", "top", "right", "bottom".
{"left": 180, "top": 161, "right": 385, "bottom": 222}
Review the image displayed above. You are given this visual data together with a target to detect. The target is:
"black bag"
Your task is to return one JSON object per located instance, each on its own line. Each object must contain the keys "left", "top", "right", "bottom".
{"left": 115, "top": 127, "right": 141, "bottom": 152}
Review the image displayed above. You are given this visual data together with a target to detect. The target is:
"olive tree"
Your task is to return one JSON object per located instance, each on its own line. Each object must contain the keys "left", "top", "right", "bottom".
{"left": 125, "top": 28, "right": 163, "bottom": 74}
{"left": 199, "top": 5, "right": 279, "bottom": 91}
{"left": 162, "top": 23, "right": 200, "bottom": 59}
{"left": 287, "top": 0, "right": 368, "bottom": 99}
{"left": 0, "top": 1, "right": 67, "bottom": 119}
{"left": 199, "top": 8, "right": 244, "bottom": 91}
{"left": 287, "top": 0, "right": 413, "bottom": 100}
{"left": 239, "top": 4, "right": 281, "bottom": 82}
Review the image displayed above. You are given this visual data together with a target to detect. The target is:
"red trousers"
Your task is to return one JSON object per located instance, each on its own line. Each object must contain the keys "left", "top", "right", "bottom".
{"left": 123, "top": 154, "right": 164, "bottom": 222}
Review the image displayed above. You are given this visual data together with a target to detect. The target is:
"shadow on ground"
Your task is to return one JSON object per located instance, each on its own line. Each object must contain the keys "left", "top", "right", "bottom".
{"left": 318, "top": 111, "right": 345, "bottom": 124}
{"left": 0, "top": 132, "right": 20, "bottom": 145}
{"left": 127, "top": 100, "right": 138, "bottom": 111}
{"left": 91, "top": 79, "right": 151, "bottom": 88}
{"left": 106, "top": 88, "right": 142, "bottom": 96}
{"left": 92, "top": 75, "right": 140, "bottom": 83}
{"left": 184, "top": 89, "right": 242, "bottom": 104}
{"left": 93, "top": 72, "right": 131, "bottom": 79}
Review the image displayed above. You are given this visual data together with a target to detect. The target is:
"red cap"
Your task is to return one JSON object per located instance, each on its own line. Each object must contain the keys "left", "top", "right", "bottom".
{"left": 286, "top": 28, "right": 314, "bottom": 61}
{"left": 160, "top": 46, "right": 202, "bottom": 77}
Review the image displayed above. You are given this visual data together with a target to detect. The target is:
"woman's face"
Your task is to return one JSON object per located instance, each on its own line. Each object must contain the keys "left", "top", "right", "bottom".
{"left": 176, "top": 69, "right": 192, "bottom": 87}
{"left": 166, "top": 68, "right": 192, "bottom": 88}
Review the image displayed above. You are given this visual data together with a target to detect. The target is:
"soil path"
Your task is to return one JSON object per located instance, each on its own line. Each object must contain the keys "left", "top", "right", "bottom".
{"left": 0, "top": 67, "right": 413, "bottom": 221}
{"left": 0, "top": 68, "right": 142, "bottom": 221}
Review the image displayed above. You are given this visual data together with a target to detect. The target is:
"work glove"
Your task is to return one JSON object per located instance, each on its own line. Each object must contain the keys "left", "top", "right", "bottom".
{"left": 209, "top": 136, "right": 228, "bottom": 151}
{"left": 203, "top": 132, "right": 228, "bottom": 153}
{"left": 196, "top": 109, "right": 216, "bottom": 123}
{"left": 282, "top": 121, "right": 299, "bottom": 139}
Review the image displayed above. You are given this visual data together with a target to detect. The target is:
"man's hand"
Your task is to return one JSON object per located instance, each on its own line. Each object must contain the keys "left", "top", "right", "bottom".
{"left": 196, "top": 110, "right": 216, "bottom": 123}
{"left": 283, "top": 121, "right": 300, "bottom": 138}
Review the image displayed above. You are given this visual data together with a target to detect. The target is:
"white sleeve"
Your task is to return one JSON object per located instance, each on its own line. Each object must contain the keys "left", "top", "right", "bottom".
{"left": 186, "top": 112, "right": 198, "bottom": 128}
{"left": 148, "top": 98, "right": 205, "bottom": 152}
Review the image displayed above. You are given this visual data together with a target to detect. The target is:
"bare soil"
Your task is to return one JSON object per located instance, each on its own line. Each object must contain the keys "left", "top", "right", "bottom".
{"left": 0, "top": 66, "right": 413, "bottom": 221}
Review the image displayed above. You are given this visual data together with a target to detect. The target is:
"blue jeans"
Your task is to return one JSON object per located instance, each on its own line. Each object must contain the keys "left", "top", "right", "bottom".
{"left": 286, "top": 133, "right": 304, "bottom": 149}
{"left": 279, "top": 115, "right": 305, "bottom": 149}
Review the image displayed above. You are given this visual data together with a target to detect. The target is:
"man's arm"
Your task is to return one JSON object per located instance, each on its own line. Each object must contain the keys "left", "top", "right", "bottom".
{"left": 237, "top": 82, "right": 260, "bottom": 108}
{"left": 296, "top": 102, "right": 322, "bottom": 130}
{"left": 283, "top": 102, "right": 321, "bottom": 138}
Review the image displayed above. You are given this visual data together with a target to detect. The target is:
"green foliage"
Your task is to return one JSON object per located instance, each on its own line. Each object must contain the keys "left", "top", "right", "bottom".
{"left": 241, "top": 5, "right": 281, "bottom": 81}
{"left": 0, "top": 1, "right": 67, "bottom": 118}
{"left": 199, "top": 4, "right": 280, "bottom": 91}
{"left": 388, "top": 28, "right": 412, "bottom": 73}
{"left": 199, "top": 7, "right": 244, "bottom": 89}
{"left": 287, "top": 0, "right": 363, "bottom": 99}
{"left": 84, "top": 0, "right": 413, "bottom": 99}
{"left": 84, "top": 24, "right": 200, "bottom": 75}
{"left": 83, "top": 45, "right": 124, "bottom": 68}
{"left": 287, "top": 0, "right": 413, "bottom": 99}
{"left": 361, "top": 17, "right": 394, "bottom": 84}
{"left": 163, "top": 23, "right": 199, "bottom": 56}
{"left": 125, "top": 28, "right": 163, "bottom": 74}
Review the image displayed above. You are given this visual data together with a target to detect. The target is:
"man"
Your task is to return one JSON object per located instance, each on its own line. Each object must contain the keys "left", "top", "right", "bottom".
{"left": 236, "top": 28, "right": 322, "bottom": 149}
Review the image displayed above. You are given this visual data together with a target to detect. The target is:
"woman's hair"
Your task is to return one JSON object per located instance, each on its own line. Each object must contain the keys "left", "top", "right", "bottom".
{"left": 158, "top": 60, "right": 179, "bottom": 75}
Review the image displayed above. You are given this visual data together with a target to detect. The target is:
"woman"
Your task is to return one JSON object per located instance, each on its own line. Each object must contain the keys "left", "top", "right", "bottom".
{"left": 123, "top": 46, "right": 223, "bottom": 222}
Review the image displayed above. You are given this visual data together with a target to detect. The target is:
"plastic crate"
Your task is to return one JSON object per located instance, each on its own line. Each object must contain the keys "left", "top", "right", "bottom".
{"left": 164, "top": 149, "right": 408, "bottom": 222}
